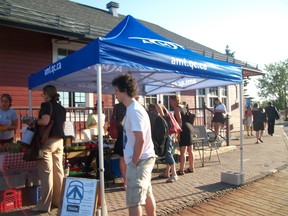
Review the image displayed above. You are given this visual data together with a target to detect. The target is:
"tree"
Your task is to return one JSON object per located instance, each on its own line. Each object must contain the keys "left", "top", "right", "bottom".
{"left": 225, "top": 45, "right": 250, "bottom": 93}
{"left": 225, "top": 45, "right": 235, "bottom": 57}
{"left": 256, "top": 60, "right": 288, "bottom": 110}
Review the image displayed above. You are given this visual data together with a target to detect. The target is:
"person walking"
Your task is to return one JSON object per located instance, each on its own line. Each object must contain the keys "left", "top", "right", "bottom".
{"left": 112, "top": 73, "right": 157, "bottom": 216}
{"left": 252, "top": 103, "right": 266, "bottom": 144}
{"left": 265, "top": 101, "right": 279, "bottom": 136}
{"left": 31, "top": 85, "right": 66, "bottom": 213}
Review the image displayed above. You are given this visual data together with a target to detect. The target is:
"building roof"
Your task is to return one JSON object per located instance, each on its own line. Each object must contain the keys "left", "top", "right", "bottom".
{"left": 0, "top": 0, "right": 262, "bottom": 74}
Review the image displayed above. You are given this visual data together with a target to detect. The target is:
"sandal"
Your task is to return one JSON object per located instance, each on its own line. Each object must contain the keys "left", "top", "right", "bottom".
{"left": 176, "top": 170, "right": 185, "bottom": 175}
{"left": 185, "top": 168, "right": 194, "bottom": 173}
{"left": 158, "top": 173, "right": 169, "bottom": 179}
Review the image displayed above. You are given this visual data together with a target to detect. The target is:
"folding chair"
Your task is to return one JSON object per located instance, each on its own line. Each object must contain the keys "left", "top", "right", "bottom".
{"left": 193, "top": 126, "right": 221, "bottom": 165}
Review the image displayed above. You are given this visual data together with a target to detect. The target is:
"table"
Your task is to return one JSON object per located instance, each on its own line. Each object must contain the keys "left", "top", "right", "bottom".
{"left": 0, "top": 152, "right": 36, "bottom": 171}
{"left": 0, "top": 152, "right": 37, "bottom": 190}
{"left": 193, "top": 138, "right": 205, "bottom": 167}
{"left": 63, "top": 145, "right": 114, "bottom": 183}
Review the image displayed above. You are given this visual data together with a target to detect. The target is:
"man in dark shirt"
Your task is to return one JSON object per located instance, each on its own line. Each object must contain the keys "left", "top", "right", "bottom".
{"left": 265, "top": 101, "right": 279, "bottom": 136}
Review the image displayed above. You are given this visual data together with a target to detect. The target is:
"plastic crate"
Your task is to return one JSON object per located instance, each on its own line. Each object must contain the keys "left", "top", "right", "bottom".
{"left": 0, "top": 189, "right": 22, "bottom": 213}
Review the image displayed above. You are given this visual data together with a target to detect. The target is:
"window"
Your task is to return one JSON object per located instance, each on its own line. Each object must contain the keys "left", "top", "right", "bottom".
{"left": 197, "top": 88, "right": 205, "bottom": 108}
{"left": 58, "top": 92, "right": 69, "bottom": 107}
{"left": 53, "top": 41, "right": 86, "bottom": 108}
{"left": 208, "top": 87, "right": 218, "bottom": 107}
{"left": 209, "top": 87, "right": 218, "bottom": 96}
{"left": 74, "top": 92, "right": 86, "bottom": 107}
{"left": 163, "top": 94, "right": 177, "bottom": 111}
{"left": 58, "top": 92, "right": 86, "bottom": 108}
{"left": 220, "top": 87, "right": 227, "bottom": 96}
{"left": 145, "top": 95, "right": 157, "bottom": 106}
{"left": 57, "top": 48, "right": 75, "bottom": 60}
{"left": 219, "top": 87, "right": 227, "bottom": 107}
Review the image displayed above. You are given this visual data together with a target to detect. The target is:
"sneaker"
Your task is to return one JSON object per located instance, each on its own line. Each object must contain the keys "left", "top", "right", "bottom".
{"left": 259, "top": 138, "right": 263, "bottom": 143}
{"left": 166, "top": 175, "right": 178, "bottom": 183}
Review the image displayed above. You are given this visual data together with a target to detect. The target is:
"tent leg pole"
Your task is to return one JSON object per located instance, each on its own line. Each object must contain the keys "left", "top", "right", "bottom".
{"left": 96, "top": 64, "right": 107, "bottom": 216}
{"left": 239, "top": 83, "right": 244, "bottom": 174}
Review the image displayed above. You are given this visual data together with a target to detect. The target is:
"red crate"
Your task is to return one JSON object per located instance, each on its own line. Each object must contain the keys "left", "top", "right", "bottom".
{"left": 0, "top": 189, "right": 22, "bottom": 213}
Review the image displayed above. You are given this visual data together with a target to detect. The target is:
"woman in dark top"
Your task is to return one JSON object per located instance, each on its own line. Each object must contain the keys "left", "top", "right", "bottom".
{"left": 169, "top": 95, "right": 194, "bottom": 175}
{"left": 252, "top": 103, "right": 266, "bottom": 144}
{"left": 212, "top": 98, "right": 227, "bottom": 140}
{"left": 111, "top": 102, "right": 127, "bottom": 189}
{"left": 31, "top": 85, "right": 66, "bottom": 213}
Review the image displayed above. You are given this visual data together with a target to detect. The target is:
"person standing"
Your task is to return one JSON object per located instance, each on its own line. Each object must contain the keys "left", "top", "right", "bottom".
{"left": 244, "top": 105, "right": 253, "bottom": 136}
{"left": 265, "top": 101, "right": 279, "bottom": 136}
{"left": 111, "top": 102, "right": 127, "bottom": 190}
{"left": 212, "top": 98, "right": 227, "bottom": 140}
{"left": 0, "top": 93, "right": 18, "bottom": 145}
{"left": 112, "top": 73, "right": 157, "bottom": 216}
{"left": 155, "top": 103, "right": 178, "bottom": 183}
{"left": 169, "top": 95, "right": 194, "bottom": 176}
{"left": 31, "top": 85, "right": 66, "bottom": 213}
{"left": 84, "top": 101, "right": 106, "bottom": 174}
{"left": 86, "top": 101, "right": 106, "bottom": 136}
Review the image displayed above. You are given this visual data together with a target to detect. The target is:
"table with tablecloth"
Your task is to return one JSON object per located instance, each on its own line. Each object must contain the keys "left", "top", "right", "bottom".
{"left": 0, "top": 152, "right": 36, "bottom": 171}
{"left": 0, "top": 152, "right": 38, "bottom": 190}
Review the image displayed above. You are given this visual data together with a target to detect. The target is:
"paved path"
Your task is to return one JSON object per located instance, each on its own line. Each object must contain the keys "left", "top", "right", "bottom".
{"left": 170, "top": 166, "right": 288, "bottom": 215}
{"left": 2, "top": 125, "right": 288, "bottom": 215}
{"left": 106, "top": 125, "right": 288, "bottom": 216}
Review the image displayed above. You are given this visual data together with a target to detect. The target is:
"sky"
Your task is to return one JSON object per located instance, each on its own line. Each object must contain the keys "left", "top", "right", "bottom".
{"left": 71, "top": 0, "right": 288, "bottom": 100}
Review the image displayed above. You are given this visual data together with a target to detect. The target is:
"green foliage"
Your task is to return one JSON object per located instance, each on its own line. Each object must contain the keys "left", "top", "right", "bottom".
{"left": 225, "top": 45, "right": 250, "bottom": 91}
{"left": 243, "top": 77, "right": 251, "bottom": 93}
{"left": 225, "top": 45, "right": 235, "bottom": 57}
{"left": 256, "top": 60, "right": 288, "bottom": 109}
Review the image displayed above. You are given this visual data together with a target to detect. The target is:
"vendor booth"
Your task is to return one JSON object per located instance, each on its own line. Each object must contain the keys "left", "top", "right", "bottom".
{"left": 27, "top": 15, "right": 243, "bottom": 215}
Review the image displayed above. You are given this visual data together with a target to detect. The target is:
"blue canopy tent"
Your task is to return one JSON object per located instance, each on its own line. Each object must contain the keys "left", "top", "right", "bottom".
{"left": 28, "top": 15, "right": 243, "bottom": 215}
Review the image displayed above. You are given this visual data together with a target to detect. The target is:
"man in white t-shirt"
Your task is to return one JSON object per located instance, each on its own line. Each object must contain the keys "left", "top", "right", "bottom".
{"left": 112, "top": 73, "right": 156, "bottom": 216}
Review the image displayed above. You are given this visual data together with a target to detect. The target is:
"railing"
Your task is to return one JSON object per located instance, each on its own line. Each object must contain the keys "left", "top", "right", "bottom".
{"left": 14, "top": 105, "right": 229, "bottom": 145}
{"left": 188, "top": 103, "right": 230, "bottom": 146}
{"left": 14, "top": 107, "right": 114, "bottom": 141}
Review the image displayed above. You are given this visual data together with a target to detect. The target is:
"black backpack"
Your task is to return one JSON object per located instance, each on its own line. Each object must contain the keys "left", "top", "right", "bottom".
{"left": 149, "top": 112, "right": 169, "bottom": 157}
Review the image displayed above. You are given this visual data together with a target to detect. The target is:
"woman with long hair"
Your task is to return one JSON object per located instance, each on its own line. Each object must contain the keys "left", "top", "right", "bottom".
{"left": 169, "top": 95, "right": 194, "bottom": 175}
{"left": 31, "top": 85, "right": 66, "bottom": 213}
